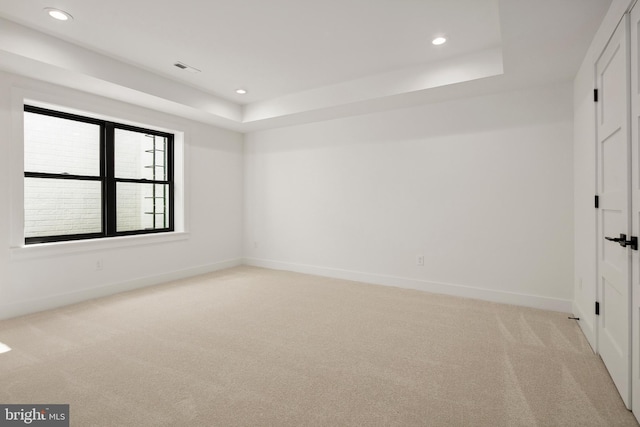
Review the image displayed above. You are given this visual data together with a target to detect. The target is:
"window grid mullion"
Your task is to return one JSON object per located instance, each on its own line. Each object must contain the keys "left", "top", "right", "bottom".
{"left": 100, "top": 122, "right": 107, "bottom": 238}
{"left": 167, "top": 134, "right": 175, "bottom": 231}
{"left": 115, "top": 178, "right": 171, "bottom": 184}
{"left": 24, "top": 172, "right": 102, "bottom": 181}
{"left": 105, "top": 123, "right": 116, "bottom": 237}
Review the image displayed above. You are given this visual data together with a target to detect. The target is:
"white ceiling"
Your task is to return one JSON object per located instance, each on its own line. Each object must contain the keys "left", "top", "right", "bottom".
{"left": 0, "top": 0, "right": 613, "bottom": 132}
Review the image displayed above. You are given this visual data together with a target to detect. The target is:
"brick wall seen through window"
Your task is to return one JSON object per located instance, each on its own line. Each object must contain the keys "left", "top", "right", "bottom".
{"left": 24, "top": 105, "right": 174, "bottom": 244}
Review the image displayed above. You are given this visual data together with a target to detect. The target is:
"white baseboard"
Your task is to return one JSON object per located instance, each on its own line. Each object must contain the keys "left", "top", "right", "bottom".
{"left": 0, "top": 258, "right": 242, "bottom": 320}
{"left": 244, "top": 257, "right": 573, "bottom": 313}
{"left": 1, "top": 257, "right": 573, "bottom": 321}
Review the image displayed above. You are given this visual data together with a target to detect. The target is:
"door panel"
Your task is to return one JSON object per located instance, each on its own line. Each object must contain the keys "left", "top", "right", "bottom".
{"left": 603, "top": 278, "right": 625, "bottom": 352}
{"left": 596, "top": 14, "right": 631, "bottom": 409}
{"left": 602, "top": 129, "right": 624, "bottom": 193}
{"left": 603, "top": 211, "right": 625, "bottom": 265}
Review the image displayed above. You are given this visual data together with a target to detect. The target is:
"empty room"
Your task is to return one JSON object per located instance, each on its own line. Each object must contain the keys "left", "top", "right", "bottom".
{"left": 0, "top": 0, "right": 639, "bottom": 425}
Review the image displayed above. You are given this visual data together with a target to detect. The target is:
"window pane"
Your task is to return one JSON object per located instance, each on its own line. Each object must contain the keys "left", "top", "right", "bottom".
{"left": 24, "top": 112, "right": 100, "bottom": 176}
{"left": 115, "top": 129, "right": 167, "bottom": 180}
{"left": 117, "top": 182, "right": 170, "bottom": 232}
{"left": 24, "top": 178, "right": 102, "bottom": 238}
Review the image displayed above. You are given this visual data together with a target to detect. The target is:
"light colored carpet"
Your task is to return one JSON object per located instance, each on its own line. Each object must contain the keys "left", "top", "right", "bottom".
{"left": 0, "top": 266, "right": 637, "bottom": 426}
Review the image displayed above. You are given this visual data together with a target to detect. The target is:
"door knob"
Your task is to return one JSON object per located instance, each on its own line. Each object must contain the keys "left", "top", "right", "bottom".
{"left": 605, "top": 234, "right": 639, "bottom": 250}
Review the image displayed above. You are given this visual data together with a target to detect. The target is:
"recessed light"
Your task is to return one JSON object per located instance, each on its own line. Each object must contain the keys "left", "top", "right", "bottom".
{"left": 236, "top": 89, "right": 247, "bottom": 95}
{"left": 432, "top": 36, "right": 447, "bottom": 46}
{"left": 44, "top": 8, "right": 73, "bottom": 21}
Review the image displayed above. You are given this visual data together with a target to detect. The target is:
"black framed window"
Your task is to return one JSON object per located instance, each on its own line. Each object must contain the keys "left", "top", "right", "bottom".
{"left": 24, "top": 105, "right": 174, "bottom": 244}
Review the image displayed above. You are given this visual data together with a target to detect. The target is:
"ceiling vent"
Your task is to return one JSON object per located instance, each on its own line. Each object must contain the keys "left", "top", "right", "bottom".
{"left": 173, "top": 62, "right": 201, "bottom": 73}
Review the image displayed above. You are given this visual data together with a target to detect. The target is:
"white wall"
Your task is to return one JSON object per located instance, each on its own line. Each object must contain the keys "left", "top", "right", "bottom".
{"left": 0, "top": 71, "right": 244, "bottom": 319}
{"left": 244, "top": 83, "right": 574, "bottom": 311}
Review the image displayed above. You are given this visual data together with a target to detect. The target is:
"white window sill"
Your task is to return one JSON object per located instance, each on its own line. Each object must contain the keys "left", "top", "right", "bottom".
{"left": 10, "top": 231, "right": 190, "bottom": 260}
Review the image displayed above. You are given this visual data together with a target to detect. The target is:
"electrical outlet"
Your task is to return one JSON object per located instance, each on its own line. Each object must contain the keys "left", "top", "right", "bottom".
{"left": 96, "top": 260, "right": 103, "bottom": 271}
{"left": 416, "top": 255, "right": 424, "bottom": 266}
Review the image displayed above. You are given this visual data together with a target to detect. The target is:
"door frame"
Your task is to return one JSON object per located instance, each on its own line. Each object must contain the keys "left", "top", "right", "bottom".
{"left": 594, "top": 11, "right": 632, "bottom": 410}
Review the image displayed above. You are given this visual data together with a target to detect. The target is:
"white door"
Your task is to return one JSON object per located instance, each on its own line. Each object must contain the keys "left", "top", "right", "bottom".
{"left": 596, "top": 13, "right": 631, "bottom": 409}
{"left": 630, "top": 4, "right": 640, "bottom": 418}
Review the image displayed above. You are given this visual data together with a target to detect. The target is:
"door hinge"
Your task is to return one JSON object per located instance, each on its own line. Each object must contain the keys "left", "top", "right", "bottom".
{"left": 595, "top": 301, "right": 600, "bottom": 316}
{"left": 595, "top": 195, "right": 599, "bottom": 208}
{"left": 594, "top": 89, "right": 599, "bottom": 102}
